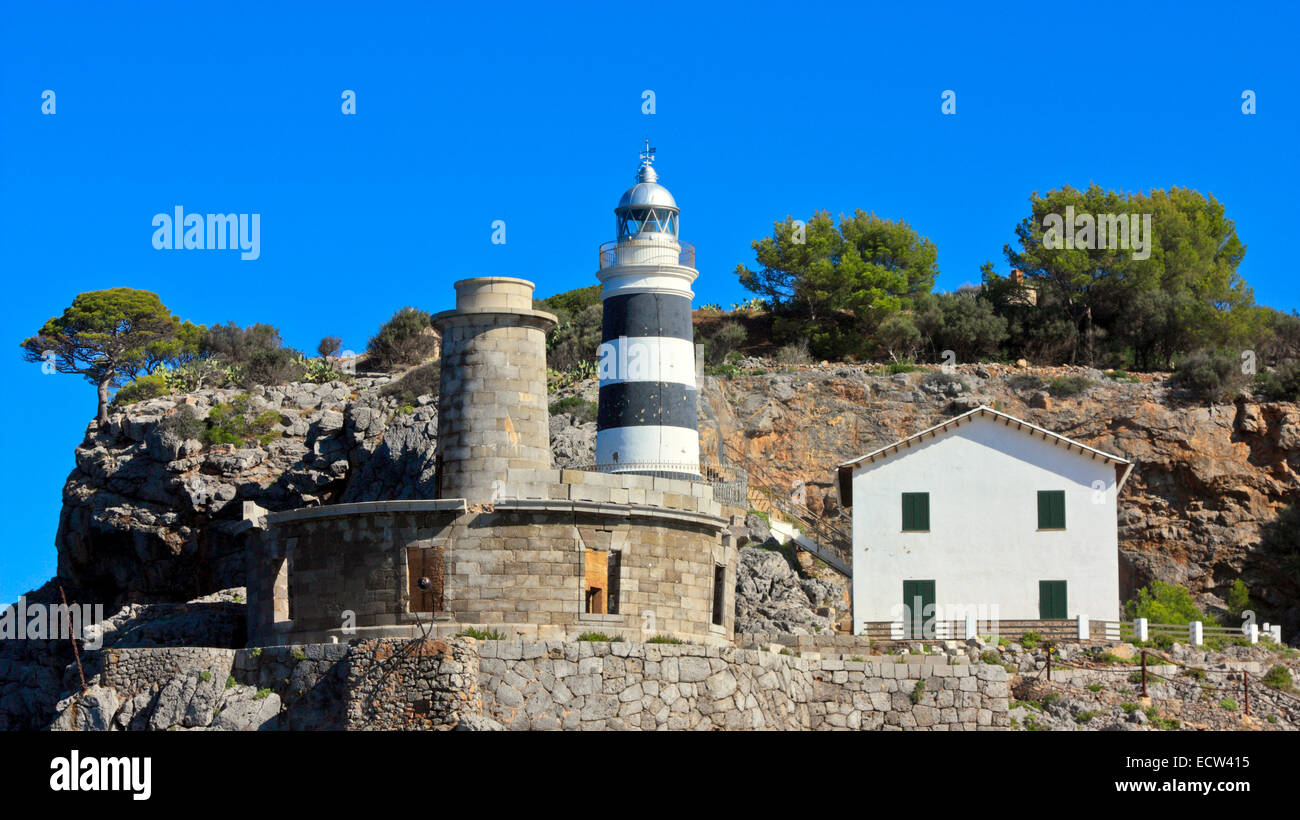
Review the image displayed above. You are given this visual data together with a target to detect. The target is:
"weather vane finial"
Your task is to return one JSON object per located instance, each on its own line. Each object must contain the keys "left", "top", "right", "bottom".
{"left": 640, "top": 137, "right": 656, "bottom": 166}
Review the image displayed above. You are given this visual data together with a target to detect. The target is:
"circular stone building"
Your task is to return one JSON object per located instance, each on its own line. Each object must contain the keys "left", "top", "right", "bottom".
{"left": 247, "top": 189, "right": 742, "bottom": 646}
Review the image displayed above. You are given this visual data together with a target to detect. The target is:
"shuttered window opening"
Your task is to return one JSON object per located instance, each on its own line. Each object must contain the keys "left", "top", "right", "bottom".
{"left": 607, "top": 551, "right": 622, "bottom": 615}
{"left": 712, "top": 565, "right": 726, "bottom": 626}
{"left": 901, "top": 492, "right": 930, "bottom": 531}
{"left": 1037, "top": 490, "right": 1066, "bottom": 529}
{"left": 407, "top": 546, "right": 445, "bottom": 612}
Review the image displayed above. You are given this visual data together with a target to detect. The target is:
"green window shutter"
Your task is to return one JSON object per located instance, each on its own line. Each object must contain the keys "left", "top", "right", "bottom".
{"left": 1039, "top": 580, "right": 1067, "bottom": 618}
{"left": 902, "top": 492, "right": 929, "bottom": 531}
{"left": 1038, "top": 490, "right": 1065, "bottom": 529}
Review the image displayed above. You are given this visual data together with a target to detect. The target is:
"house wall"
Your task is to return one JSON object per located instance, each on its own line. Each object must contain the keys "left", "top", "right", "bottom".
{"left": 850, "top": 414, "right": 1121, "bottom": 628}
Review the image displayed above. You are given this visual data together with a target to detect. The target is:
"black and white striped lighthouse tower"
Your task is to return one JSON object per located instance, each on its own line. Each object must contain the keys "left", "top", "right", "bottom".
{"left": 595, "top": 141, "right": 700, "bottom": 479}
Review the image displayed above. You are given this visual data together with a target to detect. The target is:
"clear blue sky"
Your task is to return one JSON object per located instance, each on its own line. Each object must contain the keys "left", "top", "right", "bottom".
{"left": 2, "top": 1, "right": 1297, "bottom": 604}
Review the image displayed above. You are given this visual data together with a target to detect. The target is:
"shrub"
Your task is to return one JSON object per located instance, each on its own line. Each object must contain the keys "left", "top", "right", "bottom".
{"left": 317, "top": 336, "right": 342, "bottom": 359}
{"left": 981, "top": 650, "right": 1001, "bottom": 665}
{"left": 1225, "top": 578, "right": 1252, "bottom": 622}
{"left": 225, "top": 675, "right": 236, "bottom": 689}
{"left": 550, "top": 396, "right": 597, "bottom": 424}
{"left": 112, "top": 373, "right": 170, "bottom": 406}
{"left": 888, "top": 361, "right": 918, "bottom": 374}
{"left": 776, "top": 338, "right": 813, "bottom": 366}
{"left": 1020, "top": 631, "right": 1041, "bottom": 649}
{"left": 160, "top": 406, "right": 206, "bottom": 442}
{"left": 1262, "top": 665, "right": 1293, "bottom": 690}
{"left": 1008, "top": 373, "right": 1045, "bottom": 391}
{"left": 202, "top": 322, "right": 283, "bottom": 366}
{"left": 1046, "top": 375, "right": 1094, "bottom": 397}
{"left": 645, "top": 635, "right": 684, "bottom": 644}
{"left": 204, "top": 394, "right": 282, "bottom": 447}
{"left": 704, "top": 364, "right": 741, "bottom": 379}
{"left": 1086, "top": 683, "right": 1104, "bottom": 692}
{"left": 254, "top": 688, "right": 272, "bottom": 700}
{"left": 381, "top": 361, "right": 441, "bottom": 405}
{"left": 241, "top": 346, "right": 303, "bottom": 387}
{"left": 1170, "top": 349, "right": 1251, "bottom": 403}
{"left": 366, "top": 307, "right": 438, "bottom": 371}
{"left": 1254, "top": 362, "right": 1300, "bottom": 401}
{"left": 1219, "top": 697, "right": 1238, "bottom": 711}
{"left": 703, "top": 321, "right": 748, "bottom": 365}
{"left": 165, "top": 357, "right": 234, "bottom": 392}
{"left": 1076, "top": 710, "right": 1098, "bottom": 724}
{"left": 1041, "top": 692, "right": 1061, "bottom": 706}
{"left": 1124, "top": 580, "right": 1206, "bottom": 624}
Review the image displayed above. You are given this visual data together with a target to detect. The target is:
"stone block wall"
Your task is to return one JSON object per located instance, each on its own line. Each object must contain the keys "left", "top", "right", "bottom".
{"left": 249, "top": 485, "right": 735, "bottom": 646}
{"left": 476, "top": 640, "right": 1010, "bottom": 731}
{"left": 342, "top": 638, "right": 479, "bottom": 730}
{"left": 61, "top": 639, "right": 1009, "bottom": 731}
{"left": 433, "top": 277, "right": 557, "bottom": 505}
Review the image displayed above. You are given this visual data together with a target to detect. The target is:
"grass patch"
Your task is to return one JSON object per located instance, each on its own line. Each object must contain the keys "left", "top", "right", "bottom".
{"left": 910, "top": 681, "right": 926, "bottom": 704}
{"left": 549, "top": 395, "right": 597, "bottom": 424}
{"left": 457, "top": 627, "right": 507, "bottom": 640}
{"left": 1020, "top": 631, "right": 1042, "bottom": 649}
{"left": 1262, "top": 665, "right": 1294, "bottom": 690}
{"left": 645, "top": 635, "right": 684, "bottom": 644}
{"left": 577, "top": 632, "right": 623, "bottom": 642}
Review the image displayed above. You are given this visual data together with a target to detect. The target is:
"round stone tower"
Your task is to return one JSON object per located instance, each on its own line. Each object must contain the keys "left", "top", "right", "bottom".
{"left": 432, "top": 277, "right": 557, "bottom": 504}
{"left": 595, "top": 142, "right": 701, "bottom": 479}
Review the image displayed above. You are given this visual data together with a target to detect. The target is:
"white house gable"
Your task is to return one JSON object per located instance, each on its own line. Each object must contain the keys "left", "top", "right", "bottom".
{"left": 841, "top": 406, "right": 1130, "bottom": 632}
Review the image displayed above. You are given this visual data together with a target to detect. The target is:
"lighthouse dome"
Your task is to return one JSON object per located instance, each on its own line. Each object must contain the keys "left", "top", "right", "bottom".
{"left": 616, "top": 167, "right": 678, "bottom": 212}
{"left": 615, "top": 144, "right": 679, "bottom": 238}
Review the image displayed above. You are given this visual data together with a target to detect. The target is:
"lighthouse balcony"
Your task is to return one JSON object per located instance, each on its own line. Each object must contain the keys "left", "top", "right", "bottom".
{"left": 599, "top": 238, "right": 694, "bottom": 271}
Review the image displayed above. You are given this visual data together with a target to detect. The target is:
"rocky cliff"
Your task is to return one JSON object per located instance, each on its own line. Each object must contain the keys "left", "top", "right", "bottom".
{"left": 36, "top": 360, "right": 1300, "bottom": 635}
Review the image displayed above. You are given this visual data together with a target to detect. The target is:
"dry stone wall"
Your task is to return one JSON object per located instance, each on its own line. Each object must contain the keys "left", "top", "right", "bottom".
{"left": 48, "top": 638, "right": 1009, "bottom": 731}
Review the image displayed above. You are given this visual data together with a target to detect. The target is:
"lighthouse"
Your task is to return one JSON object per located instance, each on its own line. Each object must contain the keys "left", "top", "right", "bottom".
{"left": 595, "top": 142, "right": 701, "bottom": 479}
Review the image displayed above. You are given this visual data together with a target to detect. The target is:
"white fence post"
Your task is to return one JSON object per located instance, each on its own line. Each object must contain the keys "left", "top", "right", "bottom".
{"left": 1248, "top": 623, "right": 1259, "bottom": 644}
{"left": 1272, "top": 625, "right": 1282, "bottom": 643}
{"left": 1135, "top": 618, "right": 1148, "bottom": 642}
{"left": 964, "top": 614, "right": 977, "bottom": 641}
{"left": 1262, "top": 623, "right": 1271, "bottom": 643}
{"left": 1189, "top": 621, "right": 1203, "bottom": 646}
{"left": 1077, "top": 614, "right": 1089, "bottom": 641}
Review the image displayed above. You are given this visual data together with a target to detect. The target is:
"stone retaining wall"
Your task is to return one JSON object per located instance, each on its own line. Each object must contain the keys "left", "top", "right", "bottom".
{"left": 476, "top": 640, "right": 1010, "bottom": 730}
{"left": 60, "top": 639, "right": 1010, "bottom": 731}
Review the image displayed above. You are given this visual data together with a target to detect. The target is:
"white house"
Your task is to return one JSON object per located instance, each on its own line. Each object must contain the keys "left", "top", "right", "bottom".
{"left": 836, "top": 406, "right": 1133, "bottom": 636}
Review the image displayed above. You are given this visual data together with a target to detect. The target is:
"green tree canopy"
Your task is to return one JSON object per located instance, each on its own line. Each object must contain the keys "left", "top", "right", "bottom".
{"left": 737, "top": 210, "right": 938, "bottom": 359}
{"left": 1004, "top": 185, "right": 1259, "bottom": 369}
{"left": 20, "top": 288, "right": 199, "bottom": 423}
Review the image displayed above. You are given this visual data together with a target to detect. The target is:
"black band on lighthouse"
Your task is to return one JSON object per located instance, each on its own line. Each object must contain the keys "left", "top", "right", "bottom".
{"left": 601, "top": 292, "right": 694, "bottom": 342}
{"left": 597, "top": 382, "right": 699, "bottom": 430}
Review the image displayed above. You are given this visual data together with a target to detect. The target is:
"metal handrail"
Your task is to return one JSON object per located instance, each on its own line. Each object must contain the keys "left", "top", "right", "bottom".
{"left": 598, "top": 239, "right": 695, "bottom": 270}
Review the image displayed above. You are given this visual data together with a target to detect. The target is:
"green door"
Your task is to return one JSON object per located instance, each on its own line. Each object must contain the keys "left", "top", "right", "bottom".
{"left": 1039, "top": 580, "right": 1067, "bottom": 619}
{"left": 903, "top": 580, "right": 936, "bottom": 639}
